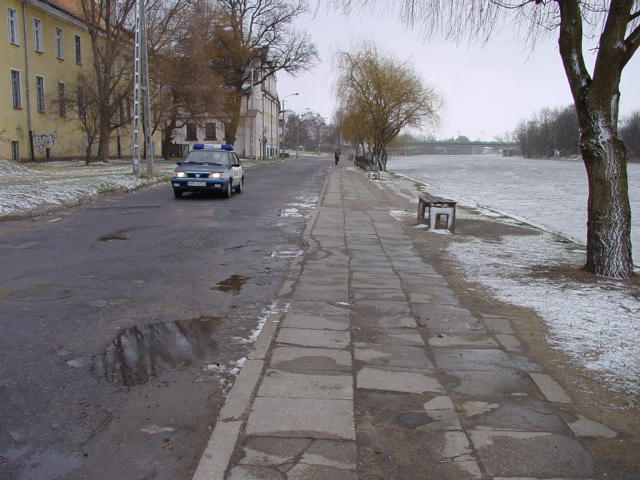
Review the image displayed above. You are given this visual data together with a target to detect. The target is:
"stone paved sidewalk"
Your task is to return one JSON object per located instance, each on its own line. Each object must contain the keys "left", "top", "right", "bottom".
{"left": 193, "top": 164, "right": 623, "bottom": 480}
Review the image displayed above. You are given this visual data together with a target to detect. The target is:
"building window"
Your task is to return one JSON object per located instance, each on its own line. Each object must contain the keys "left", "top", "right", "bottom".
{"left": 58, "top": 82, "right": 65, "bottom": 116}
{"left": 74, "top": 35, "right": 81, "bottom": 64}
{"left": 11, "top": 141, "right": 19, "bottom": 161}
{"left": 205, "top": 122, "right": 217, "bottom": 140}
{"left": 33, "top": 18, "right": 43, "bottom": 52}
{"left": 36, "top": 75, "right": 45, "bottom": 112}
{"left": 186, "top": 123, "right": 197, "bottom": 141}
{"left": 10, "top": 69, "right": 21, "bottom": 109}
{"left": 77, "top": 84, "right": 85, "bottom": 119}
{"left": 7, "top": 8, "right": 19, "bottom": 45}
{"left": 55, "top": 27, "right": 63, "bottom": 59}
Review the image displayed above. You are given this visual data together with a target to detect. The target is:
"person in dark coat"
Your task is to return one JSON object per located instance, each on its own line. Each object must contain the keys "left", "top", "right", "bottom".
{"left": 334, "top": 149, "right": 340, "bottom": 165}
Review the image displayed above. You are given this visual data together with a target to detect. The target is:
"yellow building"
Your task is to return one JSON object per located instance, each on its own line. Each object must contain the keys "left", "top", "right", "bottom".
{"left": 1, "top": 0, "right": 139, "bottom": 161}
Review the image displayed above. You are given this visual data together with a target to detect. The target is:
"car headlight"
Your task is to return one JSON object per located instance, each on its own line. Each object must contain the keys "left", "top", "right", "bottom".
{"left": 174, "top": 171, "right": 186, "bottom": 178}
{"left": 209, "top": 172, "right": 222, "bottom": 179}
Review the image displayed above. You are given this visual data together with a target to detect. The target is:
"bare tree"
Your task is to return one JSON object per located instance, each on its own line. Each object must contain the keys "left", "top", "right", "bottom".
{"left": 335, "top": 43, "right": 440, "bottom": 171}
{"left": 342, "top": 0, "right": 640, "bottom": 278}
{"left": 620, "top": 111, "right": 640, "bottom": 160}
{"left": 79, "top": 0, "right": 137, "bottom": 162}
{"left": 204, "top": 0, "right": 318, "bottom": 144}
{"left": 147, "top": 0, "right": 227, "bottom": 159}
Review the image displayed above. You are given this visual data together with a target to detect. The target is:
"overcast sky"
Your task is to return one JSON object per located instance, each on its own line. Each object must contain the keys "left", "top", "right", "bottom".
{"left": 278, "top": 7, "right": 640, "bottom": 141}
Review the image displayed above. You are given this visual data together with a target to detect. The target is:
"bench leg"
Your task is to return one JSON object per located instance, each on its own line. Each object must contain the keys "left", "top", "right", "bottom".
{"left": 417, "top": 201, "right": 426, "bottom": 224}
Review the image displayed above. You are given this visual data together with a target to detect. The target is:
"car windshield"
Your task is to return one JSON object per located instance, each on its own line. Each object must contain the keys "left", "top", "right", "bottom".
{"left": 184, "top": 150, "right": 229, "bottom": 165}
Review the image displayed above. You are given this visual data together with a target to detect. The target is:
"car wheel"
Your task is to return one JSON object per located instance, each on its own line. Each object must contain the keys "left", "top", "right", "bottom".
{"left": 235, "top": 177, "right": 244, "bottom": 193}
{"left": 223, "top": 180, "right": 232, "bottom": 198}
{"left": 173, "top": 189, "right": 182, "bottom": 198}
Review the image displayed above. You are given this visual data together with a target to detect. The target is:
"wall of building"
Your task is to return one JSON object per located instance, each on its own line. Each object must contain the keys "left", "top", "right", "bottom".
{"left": 1, "top": 0, "right": 149, "bottom": 162}
{"left": 236, "top": 68, "right": 280, "bottom": 160}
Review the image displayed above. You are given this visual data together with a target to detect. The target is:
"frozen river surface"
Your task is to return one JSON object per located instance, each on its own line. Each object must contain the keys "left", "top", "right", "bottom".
{"left": 388, "top": 155, "right": 640, "bottom": 264}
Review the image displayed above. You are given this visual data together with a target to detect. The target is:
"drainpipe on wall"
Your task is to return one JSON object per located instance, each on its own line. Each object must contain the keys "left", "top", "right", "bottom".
{"left": 21, "top": 0, "right": 35, "bottom": 162}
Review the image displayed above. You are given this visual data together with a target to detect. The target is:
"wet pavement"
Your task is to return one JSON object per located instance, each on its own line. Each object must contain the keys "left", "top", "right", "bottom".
{"left": 0, "top": 157, "right": 329, "bottom": 480}
{"left": 193, "top": 165, "right": 636, "bottom": 480}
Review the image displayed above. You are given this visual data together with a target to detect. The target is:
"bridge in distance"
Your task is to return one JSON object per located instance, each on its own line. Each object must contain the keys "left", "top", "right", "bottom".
{"left": 389, "top": 141, "right": 521, "bottom": 156}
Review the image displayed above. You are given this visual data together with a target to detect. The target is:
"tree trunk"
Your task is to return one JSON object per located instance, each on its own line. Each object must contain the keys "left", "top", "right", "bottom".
{"left": 556, "top": 0, "right": 635, "bottom": 278}
{"left": 224, "top": 92, "right": 242, "bottom": 145}
{"left": 97, "top": 107, "right": 111, "bottom": 162}
{"left": 579, "top": 116, "right": 633, "bottom": 278}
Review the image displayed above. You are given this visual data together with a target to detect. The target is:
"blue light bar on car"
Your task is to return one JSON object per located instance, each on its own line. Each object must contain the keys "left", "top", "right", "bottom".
{"left": 191, "top": 143, "right": 234, "bottom": 151}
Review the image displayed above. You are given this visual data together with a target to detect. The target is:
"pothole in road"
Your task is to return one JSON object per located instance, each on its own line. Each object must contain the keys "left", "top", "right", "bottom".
{"left": 212, "top": 275, "right": 249, "bottom": 295}
{"left": 5, "top": 284, "right": 73, "bottom": 301}
{"left": 90, "top": 316, "right": 224, "bottom": 387}
{"left": 98, "top": 233, "right": 129, "bottom": 241}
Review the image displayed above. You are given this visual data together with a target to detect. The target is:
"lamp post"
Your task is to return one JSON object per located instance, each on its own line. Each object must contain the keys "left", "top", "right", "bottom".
{"left": 280, "top": 93, "right": 298, "bottom": 154}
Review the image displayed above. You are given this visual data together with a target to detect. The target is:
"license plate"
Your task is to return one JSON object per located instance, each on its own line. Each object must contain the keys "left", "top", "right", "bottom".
{"left": 187, "top": 181, "right": 206, "bottom": 187}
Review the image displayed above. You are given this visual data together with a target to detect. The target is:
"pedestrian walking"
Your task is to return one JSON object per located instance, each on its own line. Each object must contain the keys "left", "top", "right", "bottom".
{"left": 334, "top": 149, "right": 340, "bottom": 165}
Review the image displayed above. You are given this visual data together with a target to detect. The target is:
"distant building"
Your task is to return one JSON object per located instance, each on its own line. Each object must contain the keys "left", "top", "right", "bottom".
{"left": 172, "top": 119, "right": 227, "bottom": 157}
{"left": 235, "top": 56, "right": 280, "bottom": 160}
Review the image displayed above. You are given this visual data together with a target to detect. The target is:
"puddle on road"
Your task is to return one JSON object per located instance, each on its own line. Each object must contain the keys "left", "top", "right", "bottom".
{"left": 396, "top": 412, "right": 431, "bottom": 430}
{"left": 91, "top": 316, "right": 223, "bottom": 386}
{"left": 5, "top": 284, "right": 72, "bottom": 302}
{"left": 98, "top": 233, "right": 129, "bottom": 241}
{"left": 212, "top": 275, "right": 249, "bottom": 295}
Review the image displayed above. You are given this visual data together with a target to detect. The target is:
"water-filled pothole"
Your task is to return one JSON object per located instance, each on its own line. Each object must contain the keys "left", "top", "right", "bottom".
{"left": 91, "top": 316, "right": 222, "bottom": 386}
{"left": 6, "top": 284, "right": 72, "bottom": 301}
{"left": 212, "top": 275, "right": 249, "bottom": 295}
{"left": 395, "top": 412, "right": 431, "bottom": 430}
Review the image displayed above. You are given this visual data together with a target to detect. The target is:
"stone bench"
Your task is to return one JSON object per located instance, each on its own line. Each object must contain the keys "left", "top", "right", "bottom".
{"left": 417, "top": 194, "right": 456, "bottom": 232}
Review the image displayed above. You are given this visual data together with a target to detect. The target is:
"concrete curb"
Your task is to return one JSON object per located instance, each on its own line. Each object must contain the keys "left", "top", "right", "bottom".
{"left": 190, "top": 165, "right": 332, "bottom": 480}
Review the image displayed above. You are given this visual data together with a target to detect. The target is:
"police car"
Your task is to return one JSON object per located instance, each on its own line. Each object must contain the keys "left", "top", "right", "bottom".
{"left": 171, "top": 144, "right": 244, "bottom": 198}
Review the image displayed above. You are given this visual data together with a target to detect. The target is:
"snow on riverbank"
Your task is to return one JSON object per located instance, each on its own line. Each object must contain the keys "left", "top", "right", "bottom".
{"left": 0, "top": 159, "right": 175, "bottom": 217}
{"left": 377, "top": 165, "right": 640, "bottom": 396}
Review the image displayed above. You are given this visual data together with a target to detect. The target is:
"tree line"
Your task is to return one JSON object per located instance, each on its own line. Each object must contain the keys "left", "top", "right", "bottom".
{"left": 515, "top": 106, "right": 640, "bottom": 161}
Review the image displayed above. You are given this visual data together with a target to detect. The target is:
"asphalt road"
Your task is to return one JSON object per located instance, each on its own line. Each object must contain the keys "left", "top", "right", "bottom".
{"left": 0, "top": 156, "right": 330, "bottom": 480}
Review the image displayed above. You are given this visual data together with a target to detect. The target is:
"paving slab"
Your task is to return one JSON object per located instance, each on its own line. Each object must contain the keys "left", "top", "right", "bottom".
{"left": 270, "top": 346, "right": 352, "bottom": 372}
{"left": 281, "top": 313, "right": 350, "bottom": 331}
{"left": 469, "top": 430, "right": 596, "bottom": 478}
{"left": 357, "top": 366, "right": 443, "bottom": 393}
{"left": 432, "top": 347, "right": 514, "bottom": 371}
{"left": 353, "top": 327, "right": 424, "bottom": 346}
{"left": 460, "top": 397, "right": 567, "bottom": 432}
{"left": 529, "top": 373, "right": 573, "bottom": 404}
{"left": 257, "top": 369, "right": 353, "bottom": 400}
{"left": 428, "top": 333, "right": 499, "bottom": 348}
{"left": 246, "top": 397, "right": 355, "bottom": 440}
{"left": 354, "top": 342, "right": 434, "bottom": 369}
{"left": 447, "top": 370, "right": 537, "bottom": 400}
{"left": 277, "top": 327, "right": 350, "bottom": 349}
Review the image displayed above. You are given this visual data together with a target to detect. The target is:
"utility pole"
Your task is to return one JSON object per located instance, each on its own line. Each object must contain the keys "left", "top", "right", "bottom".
{"left": 133, "top": 0, "right": 153, "bottom": 175}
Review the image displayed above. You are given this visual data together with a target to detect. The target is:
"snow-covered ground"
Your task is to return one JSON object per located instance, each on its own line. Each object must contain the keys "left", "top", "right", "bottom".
{"left": 383, "top": 155, "right": 640, "bottom": 396}
{"left": 0, "top": 159, "right": 175, "bottom": 217}
{"left": 388, "top": 155, "right": 640, "bottom": 263}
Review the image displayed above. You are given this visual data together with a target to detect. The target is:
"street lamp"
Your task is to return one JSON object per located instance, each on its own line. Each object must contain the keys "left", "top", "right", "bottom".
{"left": 280, "top": 93, "right": 298, "bottom": 154}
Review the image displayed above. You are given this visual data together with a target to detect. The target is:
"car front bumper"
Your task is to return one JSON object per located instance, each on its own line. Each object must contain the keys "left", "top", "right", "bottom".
{"left": 171, "top": 178, "right": 228, "bottom": 192}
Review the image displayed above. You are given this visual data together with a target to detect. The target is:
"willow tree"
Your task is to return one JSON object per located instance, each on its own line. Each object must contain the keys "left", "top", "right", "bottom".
{"left": 335, "top": 44, "right": 440, "bottom": 171}
{"left": 344, "top": 0, "right": 639, "bottom": 279}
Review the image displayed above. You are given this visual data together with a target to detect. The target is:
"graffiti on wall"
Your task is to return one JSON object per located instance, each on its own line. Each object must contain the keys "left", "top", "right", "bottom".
{"left": 34, "top": 132, "right": 58, "bottom": 152}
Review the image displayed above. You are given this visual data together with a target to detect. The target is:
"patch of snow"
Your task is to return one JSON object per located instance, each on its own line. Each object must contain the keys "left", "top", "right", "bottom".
{"left": 0, "top": 158, "right": 175, "bottom": 217}
{"left": 380, "top": 156, "right": 640, "bottom": 395}
{"left": 447, "top": 233, "right": 640, "bottom": 394}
